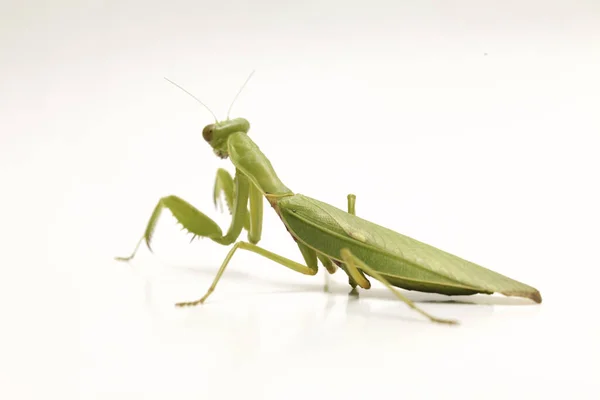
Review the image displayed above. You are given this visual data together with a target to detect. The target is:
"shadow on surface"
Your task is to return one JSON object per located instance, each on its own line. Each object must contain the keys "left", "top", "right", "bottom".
{"left": 121, "top": 258, "right": 543, "bottom": 326}
{"left": 142, "top": 260, "right": 538, "bottom": 307}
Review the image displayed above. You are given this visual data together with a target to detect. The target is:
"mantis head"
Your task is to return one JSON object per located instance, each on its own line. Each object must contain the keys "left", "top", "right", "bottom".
{"left": 202, "top": 118, "right": 250, "bottom": 159}
{"left": 164, "top": 71, "right": 256, "bottom": 159}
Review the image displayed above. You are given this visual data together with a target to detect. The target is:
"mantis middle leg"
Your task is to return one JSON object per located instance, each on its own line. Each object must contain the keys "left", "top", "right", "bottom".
{"left": 175, "top": 241, "right": 318, "bottom": 306}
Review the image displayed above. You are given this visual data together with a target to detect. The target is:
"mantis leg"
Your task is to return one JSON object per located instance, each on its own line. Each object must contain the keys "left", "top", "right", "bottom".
{"left": 295, "top": 240, "right": 334, "bottom": 291}
{"left": 115, "top": 169, "right": 251, "bottom": 261}
{"left": 309, "top": 196, "right": 357, "bottom": 284}
{"left": 175, "top": 241, "right": 318, "bottom": 306}
{"left": 311, "top": 193, "right": 361, "bottom": 276}
{"left": 343, "top": 193, "right": 369, "bottom": 290}
{"left": 213, "top": 168, "right": 235, "bottom": 214}
{"left": 214, "top": 168, "right": 263, "bottom": 244}
{"left": 247, "top": 183, "right": 263, "bottom": 244}
{"left": 347, "top": 194, "right": 356, "bottom": 215}
{"left": 312, "top": 193, "right": 358, "bottom": 277}
{"left": 340, "top": 248, "right": 458, "bottom": 325}
{"left": 318, "top": 253, "right": 336, "bottom": 274}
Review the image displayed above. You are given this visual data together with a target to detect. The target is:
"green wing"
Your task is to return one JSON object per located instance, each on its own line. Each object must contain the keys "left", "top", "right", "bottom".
{"left": 278, "top": 195, "right": 541, "bottom": 303}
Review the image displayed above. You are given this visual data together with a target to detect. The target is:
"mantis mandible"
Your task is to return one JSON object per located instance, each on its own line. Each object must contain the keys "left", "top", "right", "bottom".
{"left": 116, "top": 73, "right": 542, "bottom": 325}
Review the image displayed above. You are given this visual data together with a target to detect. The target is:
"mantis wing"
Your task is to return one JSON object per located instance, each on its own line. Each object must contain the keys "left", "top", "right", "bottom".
{"left": 279, "top": 195, "right": 541, "bottom": 303}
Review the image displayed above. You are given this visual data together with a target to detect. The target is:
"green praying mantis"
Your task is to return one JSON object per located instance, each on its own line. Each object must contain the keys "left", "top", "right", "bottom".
{"left": 116, "top": 73, "right": 542, "bottom": 325}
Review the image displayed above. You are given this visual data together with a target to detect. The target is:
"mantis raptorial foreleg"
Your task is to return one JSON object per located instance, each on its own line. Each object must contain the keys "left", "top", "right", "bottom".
{"left": 213, "top": 168, "right": 235, "bottom": 214}
{"left": 247, "top": 184, "right": 263, "bottom": 244}
{"left": 214, "top": 168, "right": 263, "bottom": 244}
{"left": 214, "top": 168, "right": 264, "bottom": 239}
{"left": 116, "top": 169, "right": 258, "bottom": 261}
{"left": 176, "top": 241, "right": 318, "bottom": 306}
{"left": 339, "top": 248, "right": 458, "bottom": 325}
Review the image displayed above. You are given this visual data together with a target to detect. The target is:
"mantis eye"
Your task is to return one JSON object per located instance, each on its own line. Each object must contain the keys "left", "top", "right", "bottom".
{"left": 202, "top": 124, "right": 214, "bottom": 142}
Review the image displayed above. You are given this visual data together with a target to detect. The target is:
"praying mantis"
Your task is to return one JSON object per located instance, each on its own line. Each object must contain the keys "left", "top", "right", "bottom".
{"left": 116, "top": 73, "right": 542, "bottom": 325}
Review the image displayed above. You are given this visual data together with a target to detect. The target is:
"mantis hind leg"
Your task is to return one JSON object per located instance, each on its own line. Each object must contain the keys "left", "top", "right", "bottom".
{"left": 176, "top": 241, "right": 318, "bottom": 306}
{"left": 340, "top": 248, "right": 458, "bottom": 325}
{"left": 347, "top": 194, "right": 356, "bottom": 215}
{"left": 343, "top": 193, "right": 369, "bottom": 291}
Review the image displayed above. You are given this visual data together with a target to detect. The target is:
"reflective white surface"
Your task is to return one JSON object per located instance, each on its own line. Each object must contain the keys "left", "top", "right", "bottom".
{"left": 1, "top": 1, "right": 599, "bottom": 398}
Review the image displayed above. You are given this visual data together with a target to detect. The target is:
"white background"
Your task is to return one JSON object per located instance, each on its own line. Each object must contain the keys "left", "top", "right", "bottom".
{"left": 1, "top": 1, "right": 599, "bottom": 399}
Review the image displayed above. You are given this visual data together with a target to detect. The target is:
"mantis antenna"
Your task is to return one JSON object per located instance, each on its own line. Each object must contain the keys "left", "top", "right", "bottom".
{"left": 226, "top": 70, "right": 255, "bottom": 120}
{"left": 164, "top": 77, "right": 218, "bottom": 123}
